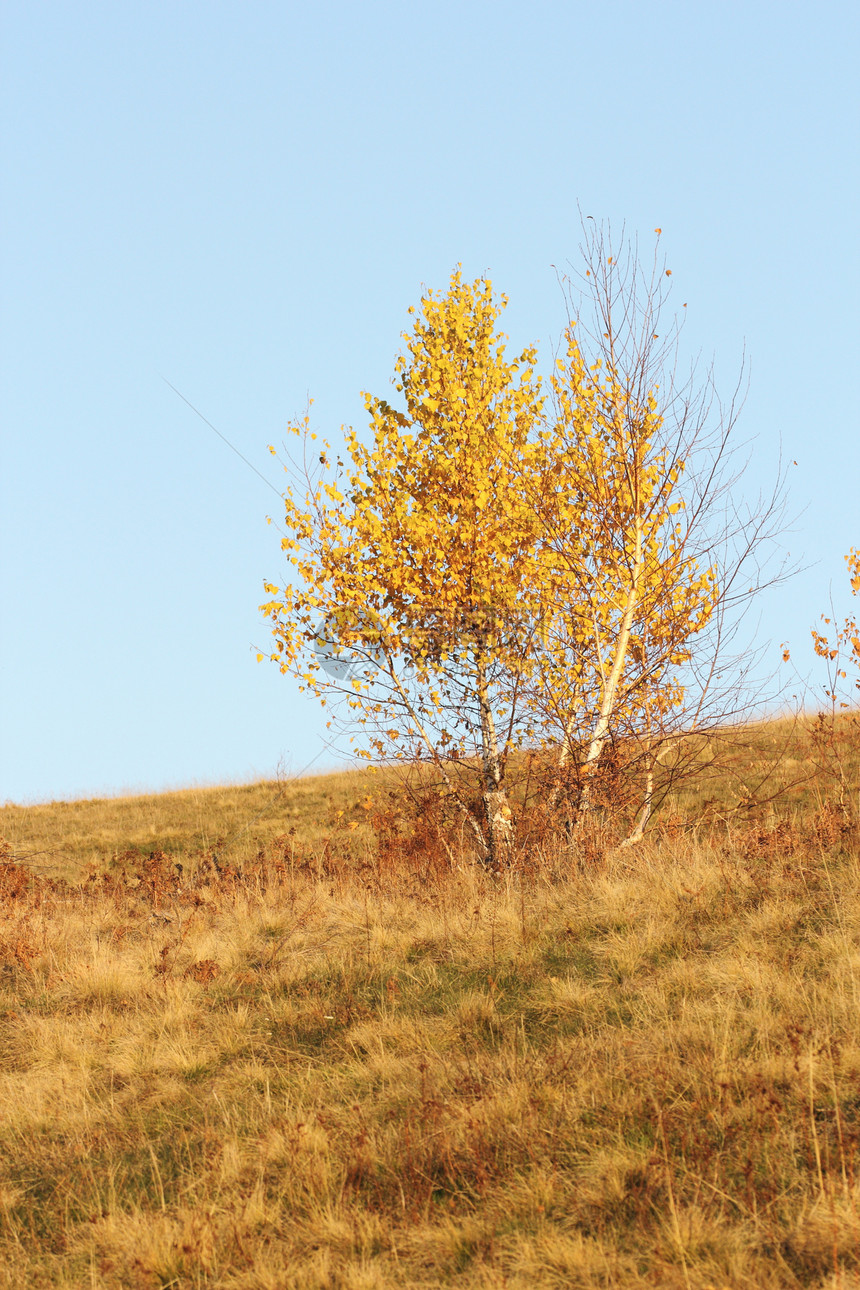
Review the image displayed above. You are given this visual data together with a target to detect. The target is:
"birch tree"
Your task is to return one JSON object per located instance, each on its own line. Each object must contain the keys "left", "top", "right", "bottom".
{"left": 261, "top": 235, "right": 789, "bottom": 862}
{"left": 531, "top": 222, "right": 789, "bottom": 842}
{"left": 260, "top": 271, "right": 546, "bottom": 867}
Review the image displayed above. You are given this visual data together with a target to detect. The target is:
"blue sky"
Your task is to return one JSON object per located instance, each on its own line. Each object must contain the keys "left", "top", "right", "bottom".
{"left": 2, "top": 0, "right": 858, "bottom": 804}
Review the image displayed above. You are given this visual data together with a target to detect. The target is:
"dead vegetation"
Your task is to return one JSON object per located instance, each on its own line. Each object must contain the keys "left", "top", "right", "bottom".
{"left": 0, "top": 716, "right": 859, "bottom": 1287}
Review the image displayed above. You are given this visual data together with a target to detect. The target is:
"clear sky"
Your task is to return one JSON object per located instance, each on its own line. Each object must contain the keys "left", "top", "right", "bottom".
{"left": 2, "top": 0, "right": 858, "bottom": 804}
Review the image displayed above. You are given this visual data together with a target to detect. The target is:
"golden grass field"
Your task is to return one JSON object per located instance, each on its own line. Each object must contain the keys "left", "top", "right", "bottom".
{"left": 1, "top": 717, "right": 859, "bottom": 1288}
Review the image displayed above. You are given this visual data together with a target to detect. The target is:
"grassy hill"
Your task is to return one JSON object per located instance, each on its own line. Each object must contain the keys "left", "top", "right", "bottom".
{"left": 1, "top": 717, "right": 859, "bottom": 1287}
{"left": 4, "top": 713, "right": 857, "bottom": 878}
{"left": 0, "top": 766, "right": 377, "bottom": 880}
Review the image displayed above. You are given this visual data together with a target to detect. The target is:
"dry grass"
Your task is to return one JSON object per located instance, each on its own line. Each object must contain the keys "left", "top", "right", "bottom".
{"left": 0, "top": 767, "right": 380, "bottom": 881}
{"left": 1, "top": 716, "right": 859, "bottom": 1287}
{"left": 0, "top": 826, "right": 859, "bottom": 1287}
{"left": 663, "top": 713, "right": 860, "bottom": 827}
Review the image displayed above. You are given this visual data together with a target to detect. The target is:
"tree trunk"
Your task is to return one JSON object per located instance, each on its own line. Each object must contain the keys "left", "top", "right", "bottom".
{"left": 577, "top": 514, "right": 644, "bottom": 825}
{"left": 476, "top": 652, "right": 512, "bottom": 869}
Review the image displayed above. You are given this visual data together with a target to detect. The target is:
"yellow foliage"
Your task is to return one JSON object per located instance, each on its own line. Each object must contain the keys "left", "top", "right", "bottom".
{"left": 261, "top": 241, "right": 745, "bottom": 850}
{"left": 812, "top": 548, "right": 860, "bottom": 698}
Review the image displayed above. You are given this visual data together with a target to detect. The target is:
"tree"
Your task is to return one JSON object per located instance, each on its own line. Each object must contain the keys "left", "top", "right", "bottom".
{"left": 807, "top": 549, "right": 860, "bottom": 822}
{"left": 262, "top": 232, "right": 790, "bottom": 862}
{"left": 260, "top": 271, "right": 546, "bottom": 867}
{"left": 524, "top": 223, "right": 790, "bottom": 842}
{"left": 811, "top": 548, "right": 860, "bottom": 703}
